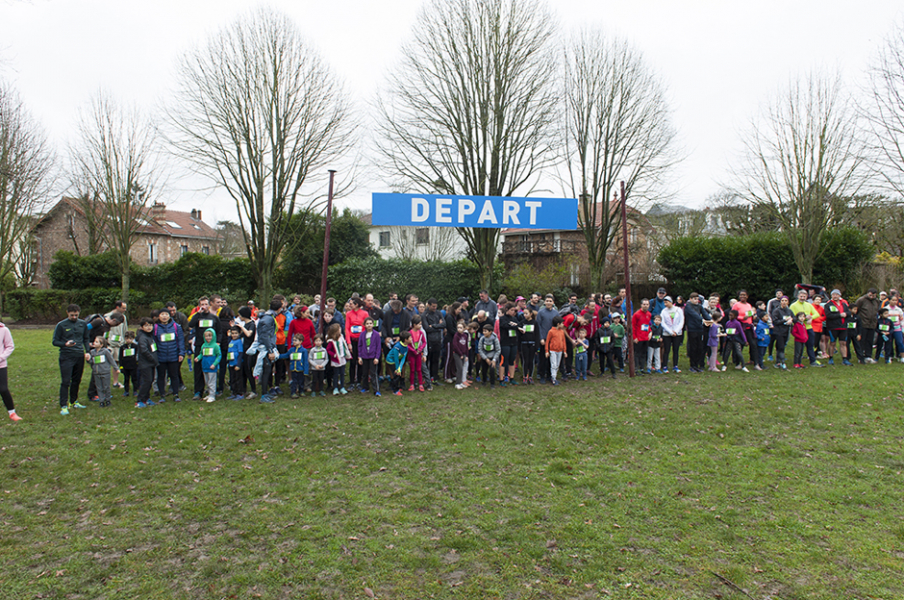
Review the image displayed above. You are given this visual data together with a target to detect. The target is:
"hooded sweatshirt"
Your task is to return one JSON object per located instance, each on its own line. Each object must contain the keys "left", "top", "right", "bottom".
{"left": 198, "top": 329, "right": 222, "bottom": 373}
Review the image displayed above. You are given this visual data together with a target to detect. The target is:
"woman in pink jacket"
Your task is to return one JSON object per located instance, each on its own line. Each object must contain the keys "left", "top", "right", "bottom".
{"left": 0, "top": 322, "right": 21, "bottom": 421}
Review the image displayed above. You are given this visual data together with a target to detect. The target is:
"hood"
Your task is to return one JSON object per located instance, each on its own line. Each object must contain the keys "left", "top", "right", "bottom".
{"left": 202, "top": 327, "right": 218, "bottom": 345}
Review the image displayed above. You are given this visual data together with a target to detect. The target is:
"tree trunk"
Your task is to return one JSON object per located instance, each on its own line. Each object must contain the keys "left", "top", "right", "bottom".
{"left": 120, "top": 255, "right": 130, "bottom": 302}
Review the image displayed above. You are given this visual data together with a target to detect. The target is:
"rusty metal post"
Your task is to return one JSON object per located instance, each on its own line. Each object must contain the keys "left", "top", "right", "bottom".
{"left": 621, "top": 181, "right": 634, "bottom": 377}
{"left": 318, "top": 170, "right": 336, "bottom": 334}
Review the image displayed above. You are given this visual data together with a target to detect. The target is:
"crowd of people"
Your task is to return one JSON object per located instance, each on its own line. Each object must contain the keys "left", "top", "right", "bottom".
{"left": 37, "top": 284, "right": 902, "bottom": 416}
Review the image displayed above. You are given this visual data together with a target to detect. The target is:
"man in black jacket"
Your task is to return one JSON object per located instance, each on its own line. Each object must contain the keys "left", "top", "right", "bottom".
{"left": 423, "top": 299, "right": 445, "bottom": 388}
{"left": 52, "top": 304, "right": 91, "bottom": 414}
{"left": 683, "top": 293, "right": 712, "bottom": 373}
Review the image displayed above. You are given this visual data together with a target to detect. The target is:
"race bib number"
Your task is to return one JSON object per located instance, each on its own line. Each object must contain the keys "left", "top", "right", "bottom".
{"left": 880, "top": 324, "right": 890, "bottom": 332}
{"left": 161, "top": 333, "right": 175, "bottom": 342}
{"left": 228, "top": 352, "right": 236, "bottom": 360}
{"left": 847, "top": 322, "right": 856, "bottom": 329}
{"left": 746, "top": 310, "right": 754, "bottom": 317}
{"left": 829, "top": 306, "right": 838, "bottom": 312}
{"left": 313, "top": 350, "right": 326, "bottom": 361}
{"left": 392, "top": 327, "right": 400, "bottom": 335}
{"left": 891, "top": 315, "right": 899, "bottom": 322}
{"left": 150, "top": 343, "right": 157, "bottom": 352}
{"left": 123, "top": 348, "right": 135, "bottom": 357}
{"left": 524, "top": 324, "right": 534, "bottom": 333}
{"left": 601, "top": 336, "right": 611, "bottom": 344}
{"left": 93, "top": 355, "right": 106, "bottom": 364}
{"left": 107, "top": 333, "right": 121, "bottom": 342}
{"left": 508, "top": 329, "right": 517, "bottom": 337}
{"left": 575, "top": 344, "right": 585, "bottom": 353}
{"left": 483, "top": 343, "right": 494, "bottom": 352}
{"left": 641, "top": 324, "right": 649, "bottom": 331}
{"left": 726, "top": 328, "right": 736, "bottom": 335}
{"left": 290, "top": 352, "right": 302, "bottom": 361}
{"left": 366, "top": 336, "right": 372, "bottom": 348}
{"left": 351, "top": 325, "right": 362, "bottom": 334}
{"left": 652, "top": 335, "right": 661, "bottom": 341}
{"left": 203, "top": 348, "right": 214, "bottom": 356}
{"left": 199, "top": 319, "right": 213, "bottom": 328}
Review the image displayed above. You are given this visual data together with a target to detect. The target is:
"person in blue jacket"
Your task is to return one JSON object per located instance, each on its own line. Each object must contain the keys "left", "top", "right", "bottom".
{"left": 154, "top": 309, "right": 185, "bottom": 402}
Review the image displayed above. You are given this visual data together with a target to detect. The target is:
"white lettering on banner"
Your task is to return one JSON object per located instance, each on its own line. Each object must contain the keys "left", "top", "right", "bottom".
{"left": 412, "top": 198, "right": 429, "bottom": 222}
{"left": 525, "top": 201, "right": 542, "bottom": 225}
{"left": 436, "top": 198, "right": 452, "bottom": 223}
{"left": 477, "top": 200, "right": 497, "bottom": 224}
{"left": 458, "top": 198, "right": 476, "bottom": 222}
{"left": 502, "top": 200, "right": 520, "bottom": 225}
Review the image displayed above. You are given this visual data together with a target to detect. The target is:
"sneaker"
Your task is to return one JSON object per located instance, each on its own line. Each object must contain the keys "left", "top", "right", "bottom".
{"left": 333, "top": 389, "right": 340, "bottom": 396}
{"left": 662, "top": 367, "right": 669, "bottom": 374}
{"left": 123, "top": 391, "right": 130, "bottom": 397}
{"left": 70, "top": 401, "right": 86, "bottom": 409}
{"left": 375, "top": 391, "right": 382, "bottom": 397}
{"left": 206, "top": 396, "right": 216, "bottom": 403}
{"left": 795, "top": 364, "right": 804, "bottom": 369}
{"left": 828, "top": 358, "right": 834, "bottom": 365}
{"left": 754, "top": 365, "right": 763, "bottom": 371}
{"left": 611, "top": 373, "right": 616, "bottom": 379}
{"left": 340, "top": 387, "right": 348, "bottom": 395}
{"left": 780, "top": 363, "right": 787, "bottom": 370}
{"left": 767, "top": 355, "right": 773, "bottom": 361}
{"left": 90, "top": 395, "right": 99, "bottom": 402}
{"left": 445, "top": 378, "right": 454, "bottom": 384}
{"left": 842, "top": 359, "right": 853, "bottom": 366}
{"left": 360, "top": 388, "right": 369, "bottom": 394}
{"left": 393, "top": 390, "right": 403, "bottom": 396}
{"left": 721, "top": 366, "right": 727, "bottom": 372}
{"left": 157, "top": 397, "right": 166, "bottom": 404}
{"left": 735, "top": 364, "right": 743, "bottom": 370}
{"left": 193, "top": 393, "right": 201, "bottom": 400}
{"left": 672, "top": 367, "right": 681, "bottom": 373}
{"left": 408, "top": 385, "right": 415, "bottom": 392}
{"left": 135, "top": 402, "right": 147, "bottom": 408}
{"left": 509, "top": 379, "right": 518, "bottom": 385}
{"left": 455, "top": 384, "right": 464, "bottom": 390}
{"left": 742, "top": 367, "right": 750, "bottom": 373}
{"left": 173, "top": 396, "right": 182, "bottom": 402}
{"left": 812, "top": 361, "right": 823, "bottom": 368}
{"left": 9, "top": 413, "right": 21, "bottom": 421}
{"left": 259, "top": 395, "right": 275, "bottom": 403}
{"left": 319, "top": 391, "right": 326, "bottom": 397}
{"left": 60, "top": 407, "right": 70, "bottom": 416}
{"left": 146, "top": 399, "right": 156, "bottom": 406}
{"left": 418, "top": 384, "right": 425, "bottom": 392}
{"left": 552, "top": 380, "right": 559, "bottom": 385}
{"left": 290, "top": 393, "right": 299, "bottom": 399}
{"left": 245, "top": 392, "right": 256, "bottom": 399}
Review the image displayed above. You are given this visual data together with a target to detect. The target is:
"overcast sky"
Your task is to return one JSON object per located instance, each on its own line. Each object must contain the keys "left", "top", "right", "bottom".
{"left": 1, "top": 0, "right": 902, "bottom": 225}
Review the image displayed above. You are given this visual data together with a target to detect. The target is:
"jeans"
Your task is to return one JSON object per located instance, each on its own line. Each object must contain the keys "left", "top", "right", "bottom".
{"left": 574, "top": 352, "right": 588, "bottom": 378}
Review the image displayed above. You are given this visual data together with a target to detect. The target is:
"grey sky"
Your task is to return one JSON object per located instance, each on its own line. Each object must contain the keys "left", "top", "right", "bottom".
{"left": 1, "top": 0, "right": 902, "bottom": 224}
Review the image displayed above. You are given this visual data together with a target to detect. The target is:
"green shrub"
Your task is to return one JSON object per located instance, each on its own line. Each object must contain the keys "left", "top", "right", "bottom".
{"left": 48, "top": 250, "right": 121, "bottom": 289}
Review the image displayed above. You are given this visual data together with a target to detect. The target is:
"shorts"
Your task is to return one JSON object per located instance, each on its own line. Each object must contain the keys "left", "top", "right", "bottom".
{"left": 830, "top": 329, "right": 846, "bottom": 342}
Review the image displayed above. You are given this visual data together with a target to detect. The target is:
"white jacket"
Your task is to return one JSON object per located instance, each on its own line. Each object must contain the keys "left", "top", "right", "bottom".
{"left": 660, "top": 306, "right": 685, "bottom": 336}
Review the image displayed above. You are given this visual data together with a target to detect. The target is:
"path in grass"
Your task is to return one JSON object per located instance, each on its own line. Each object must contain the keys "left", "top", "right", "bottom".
{"left": 1, "top": 327, "right": 903, "bottom": 599}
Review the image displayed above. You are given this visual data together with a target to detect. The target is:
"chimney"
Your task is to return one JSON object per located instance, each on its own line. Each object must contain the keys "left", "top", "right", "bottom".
{"left": 150, "top": 202, "right": 166, "bottom": 224}
{"left": 190, "top": 209, "right": 197, "bottom": 220}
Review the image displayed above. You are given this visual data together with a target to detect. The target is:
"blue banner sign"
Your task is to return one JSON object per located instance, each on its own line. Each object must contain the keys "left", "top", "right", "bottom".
{"left": 371, "top": 193, "right": 578, "bottom": 230}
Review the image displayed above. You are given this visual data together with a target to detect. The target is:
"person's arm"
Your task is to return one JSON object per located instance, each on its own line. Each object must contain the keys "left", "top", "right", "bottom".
{"left": 0, "top": 328, "right": 13, "bottom": 363}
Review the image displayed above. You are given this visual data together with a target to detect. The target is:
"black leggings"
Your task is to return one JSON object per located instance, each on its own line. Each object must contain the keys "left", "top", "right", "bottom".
{"left": 0, "top": 367, "right": 14, "bottom": 411}
{"left": 520, "top": 343, "right": 536, "bottom": 378}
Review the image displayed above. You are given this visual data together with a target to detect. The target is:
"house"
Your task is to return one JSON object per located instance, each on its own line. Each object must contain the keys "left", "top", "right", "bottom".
{"left": 360, "top": 213, "right": 477, "bottom": 262}
{"left": 30, "top": 197, "right": 221, "bottom": 288}
{"left": 500, "top": 200, "right": 658, "bottom": 290}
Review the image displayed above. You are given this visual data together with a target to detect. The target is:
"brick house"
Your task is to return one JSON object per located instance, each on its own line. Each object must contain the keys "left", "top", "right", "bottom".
{"left": 31, "top": 197, "right": 221, "bottom": 288}
{"left": 500, "top": 201, "right": 657, "bottom": 291}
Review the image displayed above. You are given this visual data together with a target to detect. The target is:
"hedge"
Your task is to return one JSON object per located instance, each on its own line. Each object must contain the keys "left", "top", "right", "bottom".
{"left": 327, "top": 258, "right": 502, "bottom": 305}
{"left": 5, "top": 288, "right": 148, "bottom": 322}
{"left": 656, "top": 228, "right": 874, "bottom": 302}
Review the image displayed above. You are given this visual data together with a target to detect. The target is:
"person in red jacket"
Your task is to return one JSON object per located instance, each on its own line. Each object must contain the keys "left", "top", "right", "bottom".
{"left": 344, "top": 297, "right": 369, "bottom": 389}
{"left": 288, "top": 305, "right": 316, "bottom": 350}
{"left": 632, "top": 299, "right": 652, "bottom": 374}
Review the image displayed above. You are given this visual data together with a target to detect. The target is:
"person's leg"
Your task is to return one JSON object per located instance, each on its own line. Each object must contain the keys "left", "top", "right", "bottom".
{"left": 794, "top": 340, "right": 804, "bottom": 365}
{"left": 767, "top": 335, "right": 775, "bottom": 360}
{"left": 137, "top": 367, "right": 154, "bottom": 403}
{"left": 550, "top": 351, "right": 561, "bottom": 382}
{"left": 169, "top": 361, "right": 183, "bottom": 396}
{"left": 776, "top": 333, "right": 787, "bottom": 365}
{"left": 371, "top": 361, "right": 380, "bottom": 394}
{"left": 0, "top": 367, "right": 14, "bottom": 413}
{"left": 348, "top": 342, "right": 359, "bottom": 387}
{"left": 428, "top": 341, "right": 441, "bottom": 383}
{"left": 806, "top": 330, "right": 818, "bottom": 364}
{"left": 613, "top": 346, "right": 623, "bottom": 370}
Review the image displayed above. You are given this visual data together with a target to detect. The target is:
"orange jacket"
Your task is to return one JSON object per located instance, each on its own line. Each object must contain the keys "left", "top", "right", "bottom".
{"left": 546, "top": 327, "right": 568, "bottom": 354}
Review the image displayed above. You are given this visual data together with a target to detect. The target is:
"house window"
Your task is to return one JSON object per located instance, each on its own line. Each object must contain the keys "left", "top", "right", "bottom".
{"left": 148, "top": 242, "right": 158, "bottom": 264}
{"left": 202, "top": 245, "right": 210, "bottom": 255}
{"left": 416, "top": 228, "right": 429, "bottom": 245}
{"left": 180, "top": 244, "right": 189, "bottom": 256}
{"left": 379, "top": 231, "right": 391, "bottom": 248}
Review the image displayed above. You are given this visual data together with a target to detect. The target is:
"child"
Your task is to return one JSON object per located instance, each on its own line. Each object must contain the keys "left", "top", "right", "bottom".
{"left": 877, "top": 308, "right": 894, "bottom": 363}
{"left": 477, "top": 323, "right": 501, "bottom": 388}
{"left": 326, "top": 323, "right": 351, "bottom": 395}
{"left": 88, "top": 336, "right": 115, "bottom": 407}
{"left": 194, "top": 328, "right": 222, "bottom": 402}
{"left": 722, "top": 310, "right": 748, "bottom": 372}
{"left": 755, "top": 316, "right": 770, "bottom": 370}
{"left": 308, "top": 334, "right": 329, "bottom": 397}
{"left": 452, "top": 320, "right": 471, "bottom": 389}
{"left": 846, "top": 305, "right": 864, "bottom": 364}
{"left": 154, "top": 309, "right": 185, "bottom": 403}
{"left": 594, "top": 319, "right": 616, "bottom": 379}
{"left": 647, "top": 315, "right": 663, "bottom": 374}
{"left": 357, "top": 317, "right": 382, "bottom": 396}
{"left": 707, "top": 311, "right": 723, "bottom": 372}
{"left": 226, "top": 326, "right": 245, "bottom": 400}
{"left": 285, "top": 333, "right": 309, "bottom": 398}
{"left": 407, "top": 315, "right": 428, "bottom": 391}
{"left": 609, "top": 313, "right": 626, "bottom": 372}
{"left": 545, "top": 316, "right": 568, "bottom": 385}
{"left": 518, "top": 309, "right": 539, "bottom": 384}
{"left": 385, "top": 331, "right": 411, "bottom": 396}
{"left": 498, "top": 303, "right": 520, "bottom": 385}
{"left": 118, "top": 331, "right": 139, "bottom": 397}
{"left": 792, "top": 312, "right": 809, "bottom": 368}
{"left": 467, "top": 321, "right": 480, "bottom": 381}
{"left": 574, "top": 328, "right": 590, "bottom": 380}
{"left": 136, "top": 318, "right": 159, "bottom": 408}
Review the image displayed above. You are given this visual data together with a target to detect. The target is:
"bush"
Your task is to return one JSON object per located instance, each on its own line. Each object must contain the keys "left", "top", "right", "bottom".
{"left": 327, "top": 258, "right": 499, "bottom": 305}
{"left": 501, "top": 260, "right": 573, "bottom": 302}
{"left": 48, "top": 250, "right": 121, "bottom": 289}
{"left": 657, "top": 228, "right": 874, "bottom": 301}
{"left": 133, "top": 253, "right": 257, "bottom": 308}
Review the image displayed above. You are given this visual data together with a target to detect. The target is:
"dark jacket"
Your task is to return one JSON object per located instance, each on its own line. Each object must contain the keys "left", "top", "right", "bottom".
{"left": 382, "top": 309, "right": 412, "bottom": 340}
{"left": 423, "top": 309, "right": 445, "bottom": 344}
{"left": 137, "top": 329, "right": 159, "bottom": 370}
{"left": 855, "top": 294, "right": 880, "bottom": 329}
{"left": 684, "top": 302, "right": 712, "bottom": 333}
{"left": 498, "top": 314, "right": 520, "bottom": 347}
{"left": 823, "top": 299, "right": 849, "bottom": 331}
{"left": 154, "top": 320, "right": 185, "bottom": 363}
{"left": 119, "top": 342, "right": 138, "bottom": 371}
{"left": 53, "top": 317, "right": 90, "bottom": 358}
{"left": 188, "top": 310, "right": 221, "bottom": 353}
{"left": 771, "top": 306, "right": 794, "bottom": 337}
{"left": 257, "top": 310, "right": 278, "bottom": 354}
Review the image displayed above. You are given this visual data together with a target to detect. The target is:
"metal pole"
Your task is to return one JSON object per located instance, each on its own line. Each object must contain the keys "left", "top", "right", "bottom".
{"left": 318, "top": 170, "right": 337, "bottom": 335}
{"left": 620, "top": 181, "right": 634, "bottom": 378}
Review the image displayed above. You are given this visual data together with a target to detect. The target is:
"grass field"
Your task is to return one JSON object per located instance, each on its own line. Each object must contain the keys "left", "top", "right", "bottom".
{"left": 1, "top": 326, "right": 903, "bottom": 599}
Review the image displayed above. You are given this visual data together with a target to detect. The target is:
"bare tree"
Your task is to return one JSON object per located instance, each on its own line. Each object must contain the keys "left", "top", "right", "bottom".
{"left": 564, "top": 32, "right": 678, "bottom": 291}
{"left": 388, "top": 226, "right": 459, "bottom": 262}
{"left": 66, "top": 186, "right": 105, "bottom": 256}
{"left": 167, "top": 8, "right": 355, "bottom": 302}
{"left": 866, "top": 21, "right": 904, "bottom": 197}
{"left": 215, "top": 220, "right": 247, "bottom": 257}
{"left": 0, "top": 82, "right": 54, "bottom": 309}
{"left": 71, "top": 92, "right": 160, "bottom": 300}
{"left": 733, "top": 72, "right": 868, "bottom": 284}
{"left": 376, "top": 0, "right": 559, "bottom": 290}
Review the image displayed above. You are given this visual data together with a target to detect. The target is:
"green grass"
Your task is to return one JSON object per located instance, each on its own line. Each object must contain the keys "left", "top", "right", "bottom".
{"left": 2, "top": 326, "right": 904, "bottom": 599}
